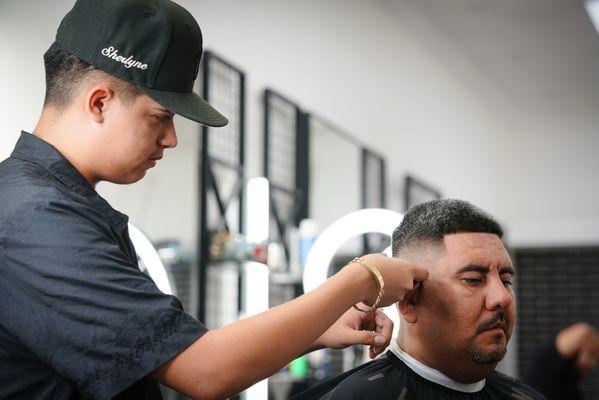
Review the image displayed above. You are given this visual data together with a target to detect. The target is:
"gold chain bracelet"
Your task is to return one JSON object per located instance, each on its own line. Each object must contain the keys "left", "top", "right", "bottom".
{"left": 351, "top": 257, "right": 385, "bottom": 313}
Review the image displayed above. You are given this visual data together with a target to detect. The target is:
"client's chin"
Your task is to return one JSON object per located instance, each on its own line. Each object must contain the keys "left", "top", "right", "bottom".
{"left": 469, "top": 344, "right": 508, "bottom": 365}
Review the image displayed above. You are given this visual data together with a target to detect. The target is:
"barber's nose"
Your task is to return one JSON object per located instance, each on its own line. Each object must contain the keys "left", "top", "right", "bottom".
{"left": 160, "top": 126, "right": 178, "bottom": 149}
{"left": 485, "top": 277, "right": 513, "bottom": 311}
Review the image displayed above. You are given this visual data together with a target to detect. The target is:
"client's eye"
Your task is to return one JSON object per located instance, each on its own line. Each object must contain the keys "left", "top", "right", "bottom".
{"left": 502, "top": 280, "right": 513, "bottom": 287}
{"left": 463, "top": 278, "right": 483, "bottom": 286}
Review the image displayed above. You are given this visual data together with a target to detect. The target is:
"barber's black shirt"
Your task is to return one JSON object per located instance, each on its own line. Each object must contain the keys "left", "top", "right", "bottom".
{"left": 0, "top": 132, "right": 207, "bottom": 399}
{"left": 293, "top": 350, "right": 547, "bottom": 400}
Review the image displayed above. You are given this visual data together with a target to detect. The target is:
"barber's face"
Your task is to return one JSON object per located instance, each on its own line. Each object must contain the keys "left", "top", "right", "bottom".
{"left": 417, "top": 232, "right": 515, "bottom": 366}
{"left": 99, "top": 93, "right": 177, "bottom": 184}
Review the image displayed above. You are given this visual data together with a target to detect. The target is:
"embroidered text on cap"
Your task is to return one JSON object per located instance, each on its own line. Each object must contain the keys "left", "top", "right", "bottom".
{"left": 101, "top": 46, "right": 148, "bottom": 70}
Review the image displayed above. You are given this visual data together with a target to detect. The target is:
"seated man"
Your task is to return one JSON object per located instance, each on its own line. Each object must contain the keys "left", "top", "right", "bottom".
{"left": 294, "top": 199, "right": 546, "bottom": 399}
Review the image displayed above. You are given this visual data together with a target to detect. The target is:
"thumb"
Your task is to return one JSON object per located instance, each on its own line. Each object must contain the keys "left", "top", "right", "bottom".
{"left": 347, "top": 329, "right": 389, "bottom": 347}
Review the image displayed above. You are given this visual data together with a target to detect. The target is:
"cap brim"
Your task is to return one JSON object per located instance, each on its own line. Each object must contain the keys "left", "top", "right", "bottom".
{"left": 139, "top": 87, "right": 228, "bottom": 127}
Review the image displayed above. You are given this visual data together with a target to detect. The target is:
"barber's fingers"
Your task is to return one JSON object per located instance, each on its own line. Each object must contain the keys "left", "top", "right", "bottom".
{"left": 374, "top": 310, "right": 393, "bottom": 347}
{"left": 343, "top": 329, "right": 387, "bottom": 348}
{"left": 360, "top": 254, "right": 429, "bottom": 284}
{"left": 411, "top": 266, "right": 429, "bottom": 282}
{"left": 358, "top": 254, "right": 429, "bottom": 306}
{"left": 370, "top": 344, "right": 384, "bottom": 359}
{"left": 341, "top": 308, "right": 392, "bottom": 359}
{"left": 368, "top": 310, "right": 393, "bottom": 359}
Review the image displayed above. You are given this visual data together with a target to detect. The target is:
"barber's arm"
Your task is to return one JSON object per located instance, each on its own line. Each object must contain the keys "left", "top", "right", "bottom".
{"left": 150, "top": 254, "right": 427, "bottom": 399}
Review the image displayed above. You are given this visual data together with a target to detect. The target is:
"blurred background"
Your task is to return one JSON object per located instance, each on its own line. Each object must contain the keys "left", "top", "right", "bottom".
{"left": 1, "top": 0, "right": 598, "bottom": 399}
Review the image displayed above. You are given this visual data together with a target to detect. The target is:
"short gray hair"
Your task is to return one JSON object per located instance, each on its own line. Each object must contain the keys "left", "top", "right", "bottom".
{"left": 392, "top": 199, "right": 503, "bottom": 257}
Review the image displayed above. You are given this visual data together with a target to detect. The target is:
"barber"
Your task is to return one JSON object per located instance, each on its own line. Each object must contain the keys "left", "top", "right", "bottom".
{"left": 0, "top": 1, "right": 428, "bottom": 399}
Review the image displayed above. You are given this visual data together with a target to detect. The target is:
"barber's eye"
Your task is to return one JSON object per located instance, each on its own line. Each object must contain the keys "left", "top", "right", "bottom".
{"left": 156, "top": 115, "right": 172, "bottom": 124}
{"left": 502, "top": 280, "right": 513, "bottom": 287}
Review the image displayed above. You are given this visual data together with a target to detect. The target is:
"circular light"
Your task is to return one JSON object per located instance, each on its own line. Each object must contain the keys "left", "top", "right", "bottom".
{"left": 303, "top": 208, "right": 403, "bottom": 293}
{"left": 303, "top": 208, "right": 404, "bottom": 339}
{"left": 128, "top": 222, "right": 175, "bottom": 295}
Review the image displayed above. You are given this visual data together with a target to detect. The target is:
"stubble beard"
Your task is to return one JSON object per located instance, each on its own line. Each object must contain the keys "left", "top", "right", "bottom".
{"left": 468, "top": 343, "right": 507, "bottom": 364}
{"left": 469, "top": 311, "right": 509, "bottom": 364}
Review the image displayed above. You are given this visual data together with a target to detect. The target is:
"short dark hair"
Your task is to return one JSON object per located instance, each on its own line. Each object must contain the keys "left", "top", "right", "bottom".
{"left": 43, "top": 41, "right": 141, "bottom": 110}
{"left": 392, "top": 199, "right": 503, "bottom": 256}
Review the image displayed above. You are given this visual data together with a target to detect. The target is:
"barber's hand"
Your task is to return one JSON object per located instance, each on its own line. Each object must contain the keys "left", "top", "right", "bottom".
{"left": 351, "top": 253, "right": 429, "bottom": 308}
{"left": 313, "top": 308, "right": 393, "bottom": 358}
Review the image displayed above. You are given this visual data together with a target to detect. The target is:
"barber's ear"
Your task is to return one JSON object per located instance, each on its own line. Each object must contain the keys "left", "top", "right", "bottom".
{"left": 397, "top": 282, "right": 422, "bottom": 324}
{"left": 85, "top": 84, "right": 114, "bottom": 123}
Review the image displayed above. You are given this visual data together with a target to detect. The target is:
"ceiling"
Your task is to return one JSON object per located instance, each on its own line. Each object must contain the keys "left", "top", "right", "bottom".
{"left": 383, "top": 0, "right": 599, "bottom": 123}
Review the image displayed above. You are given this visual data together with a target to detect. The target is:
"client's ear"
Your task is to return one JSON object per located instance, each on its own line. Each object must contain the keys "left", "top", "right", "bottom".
{"left": 397, "top": 281, "right": 422, "bottom": 324}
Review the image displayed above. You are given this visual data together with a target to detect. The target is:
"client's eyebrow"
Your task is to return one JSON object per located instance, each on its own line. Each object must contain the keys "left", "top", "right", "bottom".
{"left": 456, "top": 264, "right": 515, "bottom": 276}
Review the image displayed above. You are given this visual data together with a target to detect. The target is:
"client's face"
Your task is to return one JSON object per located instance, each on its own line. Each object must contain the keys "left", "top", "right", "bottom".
{"left": 417, "top": 232, "right": 515, "bottom": 367}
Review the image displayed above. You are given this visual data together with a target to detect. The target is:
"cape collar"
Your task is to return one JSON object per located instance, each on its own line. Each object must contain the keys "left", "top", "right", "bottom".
{"left": 389, "top": 341, "right": 486, "bottom": 393}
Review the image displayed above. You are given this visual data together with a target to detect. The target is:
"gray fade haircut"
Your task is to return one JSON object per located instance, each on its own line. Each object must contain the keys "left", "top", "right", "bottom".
{"left": 392, "top": 199, "right": 503, "bottom": 257}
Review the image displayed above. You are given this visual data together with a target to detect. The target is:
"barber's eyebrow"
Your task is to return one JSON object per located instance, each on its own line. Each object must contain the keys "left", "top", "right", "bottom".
{"left": 456, "top": 264, "right": 515, "bottom": 275}
{"left": 154, "top": 107, "right": 174, "bottom": 115}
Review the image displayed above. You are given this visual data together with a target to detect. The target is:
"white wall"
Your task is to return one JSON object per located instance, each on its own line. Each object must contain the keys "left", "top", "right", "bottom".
{"left": 1, "top": 0, "right": 598, "bottom": 250}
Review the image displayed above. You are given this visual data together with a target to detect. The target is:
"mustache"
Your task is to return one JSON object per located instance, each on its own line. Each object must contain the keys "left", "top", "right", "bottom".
{"left": 477, "top": 311, "right": 508, "bottom": 333}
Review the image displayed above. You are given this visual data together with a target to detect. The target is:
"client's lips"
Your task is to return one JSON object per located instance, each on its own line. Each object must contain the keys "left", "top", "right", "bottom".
{"left": 477, "top": 312, "right": 508, "bottom": 334}
{"left": 484, "top": 321, "right": 506, "bottom": 331}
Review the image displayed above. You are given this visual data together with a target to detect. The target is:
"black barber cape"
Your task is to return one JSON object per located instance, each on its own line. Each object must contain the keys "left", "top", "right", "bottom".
{"left": 0, "top": 132, "right": 207, "bottom": 400}
{"left": 524, "top": 341, "right": 584, "bottom": 400}
{"left": 293, "top": 342, "right": 546, "bottom": 400}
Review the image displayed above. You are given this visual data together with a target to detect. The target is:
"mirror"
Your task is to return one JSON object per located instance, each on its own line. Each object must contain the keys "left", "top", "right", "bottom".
{"left": 309, "top": 117, "right": 364, "bottom": 259}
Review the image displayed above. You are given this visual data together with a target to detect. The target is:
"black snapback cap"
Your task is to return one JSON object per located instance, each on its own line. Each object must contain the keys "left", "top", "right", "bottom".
{"left": 56, "top": 0, "right": 228, "bottom": 127}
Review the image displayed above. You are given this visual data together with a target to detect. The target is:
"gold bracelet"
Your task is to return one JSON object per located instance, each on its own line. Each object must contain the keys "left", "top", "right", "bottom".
{"left": 350, "top": 257, "right": 385, "bottom": 313}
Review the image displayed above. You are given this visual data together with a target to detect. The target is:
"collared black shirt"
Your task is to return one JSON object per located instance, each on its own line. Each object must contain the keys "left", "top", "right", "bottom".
{"left": 0, "top": 132, "right": 207, "bottom": 399}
